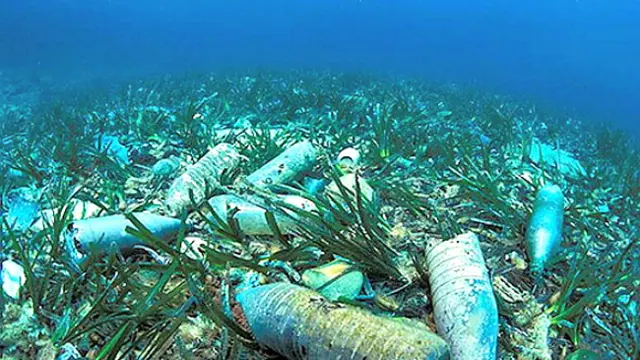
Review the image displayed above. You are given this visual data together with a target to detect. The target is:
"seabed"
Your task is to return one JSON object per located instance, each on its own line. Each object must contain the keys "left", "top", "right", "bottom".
{"left": 0, "top": 70, "right": 638, "bottom": 360}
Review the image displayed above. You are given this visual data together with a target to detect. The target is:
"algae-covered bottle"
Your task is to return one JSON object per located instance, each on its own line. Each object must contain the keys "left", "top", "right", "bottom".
{"left": 525, "top": 184, "right": 564, "bottom": 275}
{"left": 425, "top": 232, "right": 498, "bottom": 360}
{"left": 164, "top": 143, "right": 240, "bottom": 216}
{"left": 246, "top": 140, "right": 318, "bottom": 189}
{"left": 236, "top": 283, "right": 449, "bottom": 360}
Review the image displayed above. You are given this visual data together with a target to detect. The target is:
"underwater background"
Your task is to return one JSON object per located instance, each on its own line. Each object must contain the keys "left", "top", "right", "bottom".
{"left": 1, "top": 1, "right": 639, "bottom": 360}
{"left": 1, "top": 0, "right": 639, "bottom": 135}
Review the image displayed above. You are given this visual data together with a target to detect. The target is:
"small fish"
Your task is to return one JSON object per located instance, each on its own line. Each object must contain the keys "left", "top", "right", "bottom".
{"left": 301, "top": 260, "right": 364, "bottom": 301}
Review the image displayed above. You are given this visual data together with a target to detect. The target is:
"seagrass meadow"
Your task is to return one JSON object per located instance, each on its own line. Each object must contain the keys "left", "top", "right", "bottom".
{"left": 0, "top": 70, "right": 638, "bottom": 360}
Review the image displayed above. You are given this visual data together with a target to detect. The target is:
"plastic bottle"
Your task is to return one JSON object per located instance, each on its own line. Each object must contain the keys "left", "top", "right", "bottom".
{"left": 246, "top": 140, "right": 318, "bottom": 189}
{"left": 165, "top": 143, "right": 240, "bottom": 216}
{"left": 207, "top": 194, "right": 316, "bottom": 236}
{"left": 64, "top": 213, "right": 181, "bottom": 268}
{"left": 236, "top": 283, "right": 449, "bottom": 360}
{"left": 425, "top": 232, "right": 498, "bottom": 360}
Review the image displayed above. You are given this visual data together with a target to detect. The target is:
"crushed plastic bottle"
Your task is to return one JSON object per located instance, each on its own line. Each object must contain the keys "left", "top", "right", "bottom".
{"left": 165, "top": 143, "right": 240, "bottom": 216}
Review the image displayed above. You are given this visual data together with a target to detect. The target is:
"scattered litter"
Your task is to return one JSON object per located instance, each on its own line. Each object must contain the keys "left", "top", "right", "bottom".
{"left": 325, "top": 173, "right": 376, "bottom": 205}
{"left": 207, "top": 194, "right": 317, "bottom": 236}
{"left": 526, "top": 184, "right": 565, "bottom": 276}
{"left": 31, "top": 200, "right": 104, "bottom": 232}
{"left": 337, "top": 147, "right": 361, "bottom": 171}
{"left": 301, "top": 259, "right": 364, "bottom": 301}
{"left": 96, "top": 134, "right": 130, "bottom": 165}
{"left": 528, "top": 138, "right": 586, "bottom": 177}
{"left": 1, "top": 259, "right": 26, "bottom": 300}
{"left": 56, "top": 343, "right": 84, "bottom": 360}
{"left": 301, "top": 176, "right": 327, "bottom": 195}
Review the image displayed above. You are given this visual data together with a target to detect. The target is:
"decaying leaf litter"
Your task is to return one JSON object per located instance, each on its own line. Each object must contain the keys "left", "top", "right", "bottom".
{"left": 0, "top": 71, "right": 638, "bottom": 360}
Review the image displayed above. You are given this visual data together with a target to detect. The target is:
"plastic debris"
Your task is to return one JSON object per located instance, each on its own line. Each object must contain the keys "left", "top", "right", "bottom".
{"left": 337, "top": 147, "right": 361, "bottom": 171}
{"left": 180, "top": 236, "right": 209, "bottom": 261}
{"left": 479, "top": 133, "right": 492, "bottom": 146}
{"left": 165, "top": 143, "right": 240, "bottom": 216}
{"left": 4, "top": 187, "right": 40, "bottom": 232}
{"left": 525, "top": 184, "right": 564, "bottom": 275}
{"left": 207, "top": 194, "right": 316, "bottom": 236}
{"left": 64, "top": 212, "right": 182, "bottom": 269}
{"left": 528, "top": 139, "right": 586, "bottom": 178}
{"left": 301, "top": 259, "right": 364, "bottom": 301}
{"left": 425, "top": 232, "right": 498, "bottom": 360}
{"left": 246, "top": 140, "right": 318, "bottom": 189}
{"left": 325, "top": 173, "right": 375, "bottom": 205}
{"left": 96, "top": 135, "right": 130, "bottom": 165}
{"left": 31, "top": 200, "right": 103, "bottom": 232}
{"left": 1, "top": 259, "right": 26, "bottom": 300}
{"left": 236, "top": 283, "right": 449, "bottom": 360}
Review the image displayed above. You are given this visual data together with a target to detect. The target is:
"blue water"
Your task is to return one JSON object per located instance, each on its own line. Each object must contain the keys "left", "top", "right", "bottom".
{"left": 1, "top": 0, "right": 639, "bottom": 135}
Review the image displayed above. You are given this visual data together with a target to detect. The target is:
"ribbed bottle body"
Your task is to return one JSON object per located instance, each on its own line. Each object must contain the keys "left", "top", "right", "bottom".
{"left": 165, "top": 143, "right": 240, "bottom": 216}
{"left": 425, "top": 233, "right": 498, "bottom": 360}
{"left": 236, "top": 283, "right": 449, "bottom": 360}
